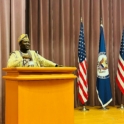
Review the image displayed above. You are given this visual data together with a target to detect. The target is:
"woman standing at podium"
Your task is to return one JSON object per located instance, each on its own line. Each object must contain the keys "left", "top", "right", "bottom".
{"left": 7, "top": 34, "right": 59, "bottom": 67}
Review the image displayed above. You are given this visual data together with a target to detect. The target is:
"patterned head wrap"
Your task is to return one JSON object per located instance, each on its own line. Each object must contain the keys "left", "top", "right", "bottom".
{"left": 18, "top": 34, "right": 29, "bottom": 43}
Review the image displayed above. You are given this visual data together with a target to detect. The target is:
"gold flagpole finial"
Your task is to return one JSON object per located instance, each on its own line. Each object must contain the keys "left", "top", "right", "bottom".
{"left": 81, "top": 17, "right": 83, "bottom": 22}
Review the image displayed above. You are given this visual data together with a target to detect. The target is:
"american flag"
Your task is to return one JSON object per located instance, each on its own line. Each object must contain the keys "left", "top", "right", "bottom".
{"left": 77, "top": 22, "right": 88, "bottom": 104}
{"left": 116, "top": 29, "right": 124, "bottom": 94}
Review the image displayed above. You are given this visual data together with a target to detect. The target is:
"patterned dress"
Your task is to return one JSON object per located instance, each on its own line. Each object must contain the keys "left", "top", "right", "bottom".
{"left": 7, "top": 50, "right": 56, "bottom": 67}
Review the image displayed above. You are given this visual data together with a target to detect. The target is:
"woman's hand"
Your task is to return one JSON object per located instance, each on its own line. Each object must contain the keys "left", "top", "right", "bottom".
{"left": 55, "top": 64, "right": 63, "bottom": 67}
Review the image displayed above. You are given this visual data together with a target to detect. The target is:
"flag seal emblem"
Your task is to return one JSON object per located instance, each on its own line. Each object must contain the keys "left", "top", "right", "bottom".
{"left": 97, "top": 52, "right": 109, "bottom": 79}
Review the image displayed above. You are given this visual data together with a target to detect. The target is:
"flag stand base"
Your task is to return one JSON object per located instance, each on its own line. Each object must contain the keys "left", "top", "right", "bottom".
{"left": 117, "top": 104, "right": 124, "bottom": 109}
{"left": 79, "top": 106, "right": 89, "bottom": 111}
{"left": 99, "top": 106, "right": 109, "bottom": 110}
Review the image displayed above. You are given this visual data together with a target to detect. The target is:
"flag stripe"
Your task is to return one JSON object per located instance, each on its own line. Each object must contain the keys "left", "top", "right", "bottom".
{"left": 118, "top": 58, "right": 124, "bottom": 71}
{"left": 117, "top": 68, "right": 124, "bottom": 86}
{"left": 79, "top": 86, "right": 87, "bottom": 101}
{"left": 78, "top": 77, "right": 88, "bottom": 98}
{"left": 118, "top": 60, "right": 124, "bottom": 75}
{"left": 116, "top": 68, "right": 124, "bottom": 93}
{"left": 79, "top": 62, "right": 87, "bottom": 84}
{"left": 78, "top": 93, "right": 85, "bottom": 104}
{"left": 79, "top": 72, "right": 87, "bottom": 92}
{"left": 116, "top": 76, "right": 124, "bottom": 94}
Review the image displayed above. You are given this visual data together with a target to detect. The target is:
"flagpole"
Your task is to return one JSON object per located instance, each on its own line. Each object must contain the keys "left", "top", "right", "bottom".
{"left": 79, "top": 17, "right": 89, "bottom": 111}
{"left": 117, "top": 92, "right": 124, "bottom": 109}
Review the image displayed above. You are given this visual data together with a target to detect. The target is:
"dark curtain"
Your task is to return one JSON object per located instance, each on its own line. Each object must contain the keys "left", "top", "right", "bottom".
{"left": 1, "top": 0, "right": 124, "bottom": 124}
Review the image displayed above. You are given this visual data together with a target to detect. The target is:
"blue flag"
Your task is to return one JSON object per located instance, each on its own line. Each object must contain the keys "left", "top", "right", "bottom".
{"left": 96, "top": 24, "right": 112, "bottom": 107}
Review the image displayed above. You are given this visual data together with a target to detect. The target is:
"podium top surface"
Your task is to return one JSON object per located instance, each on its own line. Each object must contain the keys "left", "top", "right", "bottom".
{"left": 3, "top": 67, "right": 77, "bottom": 73}
{"left": 3, "top": 67, "right": 77, "bottom": 80}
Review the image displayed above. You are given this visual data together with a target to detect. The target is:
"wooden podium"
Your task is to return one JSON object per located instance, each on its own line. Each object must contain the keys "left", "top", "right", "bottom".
{"left": 3, "top": 67, "right": 77, "bottom": 124}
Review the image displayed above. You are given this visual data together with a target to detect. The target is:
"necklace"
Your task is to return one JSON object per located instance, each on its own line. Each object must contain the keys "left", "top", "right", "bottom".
{"left": 19, "top": 50, "right": 34, "bottom": 66}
